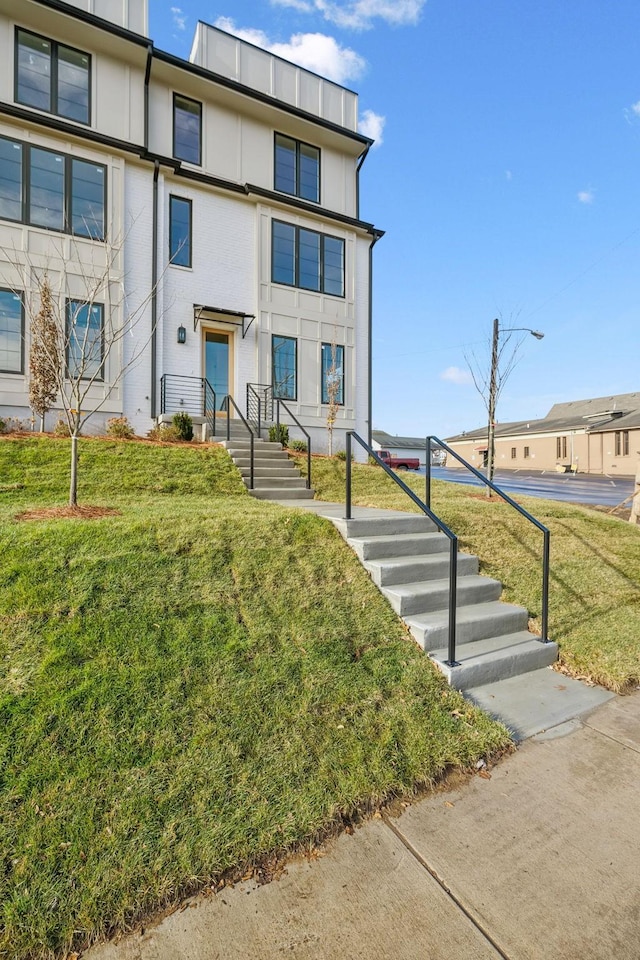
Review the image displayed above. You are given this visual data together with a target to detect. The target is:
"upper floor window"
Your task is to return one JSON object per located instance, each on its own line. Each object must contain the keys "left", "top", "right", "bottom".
{"left": 173, "top": 94, "right": 201, "bottom": 165}
{"left": 272, "top": 220, "right": 344, "bottom": 297}
{"left": 169, "top": 196, "right": 192, "bottom": 267}
{"left": 275, "top": 134, "right": 320, "bottom": 203}
{"left": 0, "top": 134, "right": 105, "bottom": 239}
{"left": 0, "top": 289, "right": 24, "bottom": 374}
{"left": 66, "top": 300, "right": 103, "bottom": 380}
{"left": 16, "top": 29, "right": 90, "bottom": 125}
{"left": 321, "top": 343, "right": 344, "bottom": 405}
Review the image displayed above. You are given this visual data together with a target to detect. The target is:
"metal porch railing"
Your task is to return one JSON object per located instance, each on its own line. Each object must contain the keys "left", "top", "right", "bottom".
{"left": 276, "top": 398, "right": 312, "bottom": 489}
{"left": 246, "top": 383, "right": 273, "bottom": 436}
{"left": 160, "top": 374, "right": 216, "bottom": 438}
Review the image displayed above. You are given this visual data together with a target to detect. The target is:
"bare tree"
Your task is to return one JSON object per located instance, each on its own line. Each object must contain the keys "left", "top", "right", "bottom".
{"left": 28, "top": 274, "right": 60, "bottom": 431}
{"left": 5, "top": 232, "right": 158, "bottom": 506}
{"left": 465, "top": 312, "right": 544, "bottom": 494}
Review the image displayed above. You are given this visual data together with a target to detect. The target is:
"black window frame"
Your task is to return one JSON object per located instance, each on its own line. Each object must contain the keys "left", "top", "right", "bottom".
{"left": 511, "top": 447, "right": 516, "bottom": 459}
{"left": 0, "top": 133, "right": 106, "bottom": 239}
{"left": 274, "top": 133, "right": 320, "bottom": 203}
{"left": 271, "top": 220, "right": 345, "bottom": 298}
{"left": 0, "top": 288, "right": 24, "bottom": 375}
{"left": 321, "top": 342, "right": 344, "bottom": 406}
{"left": 65, "top": 299, "right": 105, "bottom": 382}
{"left": 173, "top": 93, "right": 202, "bottom": 166}
{"left": 272, "top": 334, "right": 297, "bottom": 401}
{"left": 169, "top": 195, "right": 193, "bottom": 268}
{"left": 15, "top": 27, "right": 91, "bottom": 125}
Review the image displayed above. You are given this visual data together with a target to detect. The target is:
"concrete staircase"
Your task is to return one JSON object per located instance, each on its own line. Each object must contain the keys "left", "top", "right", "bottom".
{"left": 331, "top": 512, "right": 558, "bottom": 691}
{"left": 219, "top": 423, "right": 314, "bottom": 501}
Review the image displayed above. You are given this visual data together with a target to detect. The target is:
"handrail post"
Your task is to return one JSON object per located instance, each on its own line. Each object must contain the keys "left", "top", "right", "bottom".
{"left": 211, "top": 387, "right": 216, "bottom": 437}
{"left": 426, "top": 436, "right": 432, "bottom": 510}
{"left": 446, "top": 537, "right": 459, "bottom": 666}
{"left": 542, "top": 529, "right": 550, "bottom": 642}
{"left": 258, "top": 394, "right": 262, "bottom": 440}
{"left": 226, "top": 396, "right": 230, "bottom": 441}
{"left": 345, "top": 431, "right": 352, "bottom": 519}
{"left": 250, "top": 432, "right": 254, "bottom": 489}
{"left": 276, "top": 399, "right": 280, "bottom": 440}
{"left": 307, "top": 443, "right": 311, "bottom": 490}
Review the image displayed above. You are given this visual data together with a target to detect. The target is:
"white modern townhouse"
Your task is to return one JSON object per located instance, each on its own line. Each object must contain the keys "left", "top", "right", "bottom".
{"left": 0, "top": 0, "right": 382, "bottom": 452}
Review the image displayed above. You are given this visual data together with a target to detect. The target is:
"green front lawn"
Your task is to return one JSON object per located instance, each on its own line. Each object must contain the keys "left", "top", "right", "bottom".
{"left": 0, "top": 437, "right": 510, "bottom": 959}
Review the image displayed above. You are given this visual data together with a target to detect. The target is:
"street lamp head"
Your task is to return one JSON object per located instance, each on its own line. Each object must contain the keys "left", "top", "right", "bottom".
{"left": 530, "top": 330, "right": 544, "bottom": 340}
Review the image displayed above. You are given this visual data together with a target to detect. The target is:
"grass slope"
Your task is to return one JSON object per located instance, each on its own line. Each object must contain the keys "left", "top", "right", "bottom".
{"left": 0, "top": 438, "right": 509, "bottom": 959}
{"left": 297, "top": 455, "right": 640, "bottom": 692}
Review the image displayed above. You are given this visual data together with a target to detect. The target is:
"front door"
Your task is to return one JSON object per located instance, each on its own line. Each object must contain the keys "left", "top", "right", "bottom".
{"left": 205, "top": 331, "right": 230, "bottom": 411}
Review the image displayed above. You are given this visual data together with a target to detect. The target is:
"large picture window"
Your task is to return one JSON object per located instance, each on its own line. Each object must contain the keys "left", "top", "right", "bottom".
{"left": 173, "top": 94, "right": 202, "bottom": 165}
{"left": 66, "top": 300, "right": 103, "bottom": 380}
{"left": 321, "top": 343, "right": 344, "bottom": 405}
{"left": 169, "top": 196, "right": 192, "bottom": 267}
{"left": 271, "top": 220, "right": 345, "bottom": 297}
{"left": 16, "top": 29, "right": 90, "bottom": 124}
{"left": 272, "top": 335, "right": 297, "bottom": 401}
{"left": 0, "top": 290, "right": 24, "bottom": 374}
{"left": 0, "top": 134, "right": 105, "bottom": 239}
{"left": 275, "top": 134, "right": 320, "bottom": 202}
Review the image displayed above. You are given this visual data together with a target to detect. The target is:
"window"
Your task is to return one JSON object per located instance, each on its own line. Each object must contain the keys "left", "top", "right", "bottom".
{"left": 556, "top": 436, "right": 567, "bottom": 460}
{"left": 169, "top": 196, "right": 192, "bottom": 267}
{"left": 271, "top": 220, "right": 345, "bottom": 297}
{"left": 524, "top": 446, "right": 530, "bottom": 459}
{"left": 511, "top": 447, "right": 516, "bottom": 459}
{"left": 275, "top": 134, "right": 320, "bottom": 202}
{"left": 173, "top": 94, "right": 201, "bottom": 165}
{"left": 16, "top": 29, "right": 90, "bottom": 124}
{"left": 66, "top": 300, "right": 103, "bottom": 380}
{"left": 0, "top": 135, "right": 105, "bottom": 238}
{"left": 615, "top": 431, "right": 629, "bottom": 457}
{"left": 0, "top": 289, "right": 24, "bottom": 373}
{"left": 272, "top": 335, "right": 297, "bottom": 400}
{"left": 321, "top": 343, "right": 344, "bottom": 405}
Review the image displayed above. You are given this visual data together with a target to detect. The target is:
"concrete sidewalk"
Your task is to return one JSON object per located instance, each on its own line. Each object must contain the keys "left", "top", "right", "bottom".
{"left": 86, "top": 692, "right": 640, "bottom": 960}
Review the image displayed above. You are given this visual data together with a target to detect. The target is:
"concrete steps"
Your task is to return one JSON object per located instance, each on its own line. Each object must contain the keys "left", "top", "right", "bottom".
{"left": 331, "top": 514, "right": 557, "bottom": 690}
{"left": 220, "top": 436, "right": 315, "bottom": 501}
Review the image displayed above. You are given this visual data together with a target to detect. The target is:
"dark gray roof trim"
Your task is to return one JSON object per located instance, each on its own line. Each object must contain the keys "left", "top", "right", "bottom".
{"left": 0, "top": 102, "right": 382, "bottom": 236}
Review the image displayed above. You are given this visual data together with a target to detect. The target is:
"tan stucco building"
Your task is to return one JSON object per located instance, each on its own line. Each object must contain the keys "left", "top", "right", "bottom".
{"left": 445, "top": 393, "right": 640, "bottom": 477}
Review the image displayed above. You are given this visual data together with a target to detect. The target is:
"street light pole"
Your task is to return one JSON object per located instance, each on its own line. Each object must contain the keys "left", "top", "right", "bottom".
{"left": 486, "top": 319, "right": 544, "bottom": 495}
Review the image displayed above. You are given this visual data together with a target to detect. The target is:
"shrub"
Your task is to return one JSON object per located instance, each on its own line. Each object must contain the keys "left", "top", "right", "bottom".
{"left": 335, "top": 449, "right": 354, "bottom": 461}
{"left": 172, "top": 412, "right": 194, "bottom": 442}
{"left": 53, "top": 418, "right": 71, "bottom": 438}
{"left": 106, "top": 416, "right": 134, "bottom": 439}
{"left": 0, "top": 418, "right": 5, "bottom": 434}
{"left": 269, "top": 424, "right": 289, "bottom": 447}
{"left": 290, "top": 439, "right": 308, "bottom": 453}
{"left": 147, "top": 424, "right": 181, "bottom": 443}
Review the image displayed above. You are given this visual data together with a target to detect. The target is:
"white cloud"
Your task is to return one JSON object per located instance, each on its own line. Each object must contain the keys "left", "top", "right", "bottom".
{"left": 440, "top": 366, "right": 473, "bottom": 386}
{"left": 631, "top": 100, "right": 640, "bottom": 116}
{"left": 171, "top": 6, "right": 186, "bottom": 31}
{"left": 215, "top": 18, "right": 366, "bottom": 84}
{"left": 271, "top": 0, "right": 425, "bottom": 30}
{"left": 578, "top": 188, "right": 594, "bottom": 204}
{"left": 358, "top": 109, "right": 385, "bottom": 144}
{"left": 623, "top": 100, "right": 640, "bottom": 124}
{"left": 505, "top": 169, "right": 512, "bottom": 181}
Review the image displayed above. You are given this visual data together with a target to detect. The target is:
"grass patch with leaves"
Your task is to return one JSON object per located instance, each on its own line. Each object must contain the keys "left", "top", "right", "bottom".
{"left": 297, "top": 455, "right": 640, "bottom": 692}
{"left": 0, "top": 438, "right": 510, "bottom": 958}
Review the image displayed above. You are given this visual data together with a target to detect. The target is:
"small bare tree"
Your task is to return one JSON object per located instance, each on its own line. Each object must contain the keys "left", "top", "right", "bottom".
{"left": 6, "top": 232, "right": 159, "bottom": 506}
{"left": 465, "top": 312, "right": 543, "bottom": 495}
{"left": 324, "top": 338, "right": 342, "bottom": 457}
{"left": 28, "top": 274, "right": 60, "bottom": 431}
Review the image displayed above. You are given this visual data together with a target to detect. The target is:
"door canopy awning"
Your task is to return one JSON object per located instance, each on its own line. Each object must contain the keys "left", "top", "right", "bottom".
{"left": 193, "top": 305, "right": 255, "bottom": 337}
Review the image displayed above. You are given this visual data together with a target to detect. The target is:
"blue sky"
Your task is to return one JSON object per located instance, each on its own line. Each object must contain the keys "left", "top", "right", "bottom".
{"left": 150, "top": 0, "right": 640, "bottom": 438}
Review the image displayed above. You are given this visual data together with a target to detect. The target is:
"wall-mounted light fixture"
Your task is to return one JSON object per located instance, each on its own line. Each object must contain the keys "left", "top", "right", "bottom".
{"left": 177, "top": 325, "right": 186, "bottom": 344}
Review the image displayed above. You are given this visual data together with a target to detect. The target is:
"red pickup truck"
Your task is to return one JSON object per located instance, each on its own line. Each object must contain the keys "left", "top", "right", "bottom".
{"left": 377, "top": 450, "right": 420, "bottom": 470}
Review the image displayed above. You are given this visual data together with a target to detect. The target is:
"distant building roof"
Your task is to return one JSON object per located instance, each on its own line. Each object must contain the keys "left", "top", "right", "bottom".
{"left": 445, "top": 391, "right": 640, "bottom": 443}
{"left": 372, "top": 430, "right": 435, "bottom": 451}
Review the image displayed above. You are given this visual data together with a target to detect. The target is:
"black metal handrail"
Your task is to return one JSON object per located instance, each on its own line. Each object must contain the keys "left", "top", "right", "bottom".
{"left": 346, "top": 432, "right": 459, "bottom": 666}
{"left": 276, "top": 399, "right": 312, "bottom": 489}
{"left": 426, "top": 435, "right": 551, "bottom": 643}
{"left": 160, "top": 374, "right": 216, "bottom": 438}
{"left": 221, "top": 394, "right": 255, "bottom": 490}
{"left": 246, "top": 383, "right": 273, "bottom": 437}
